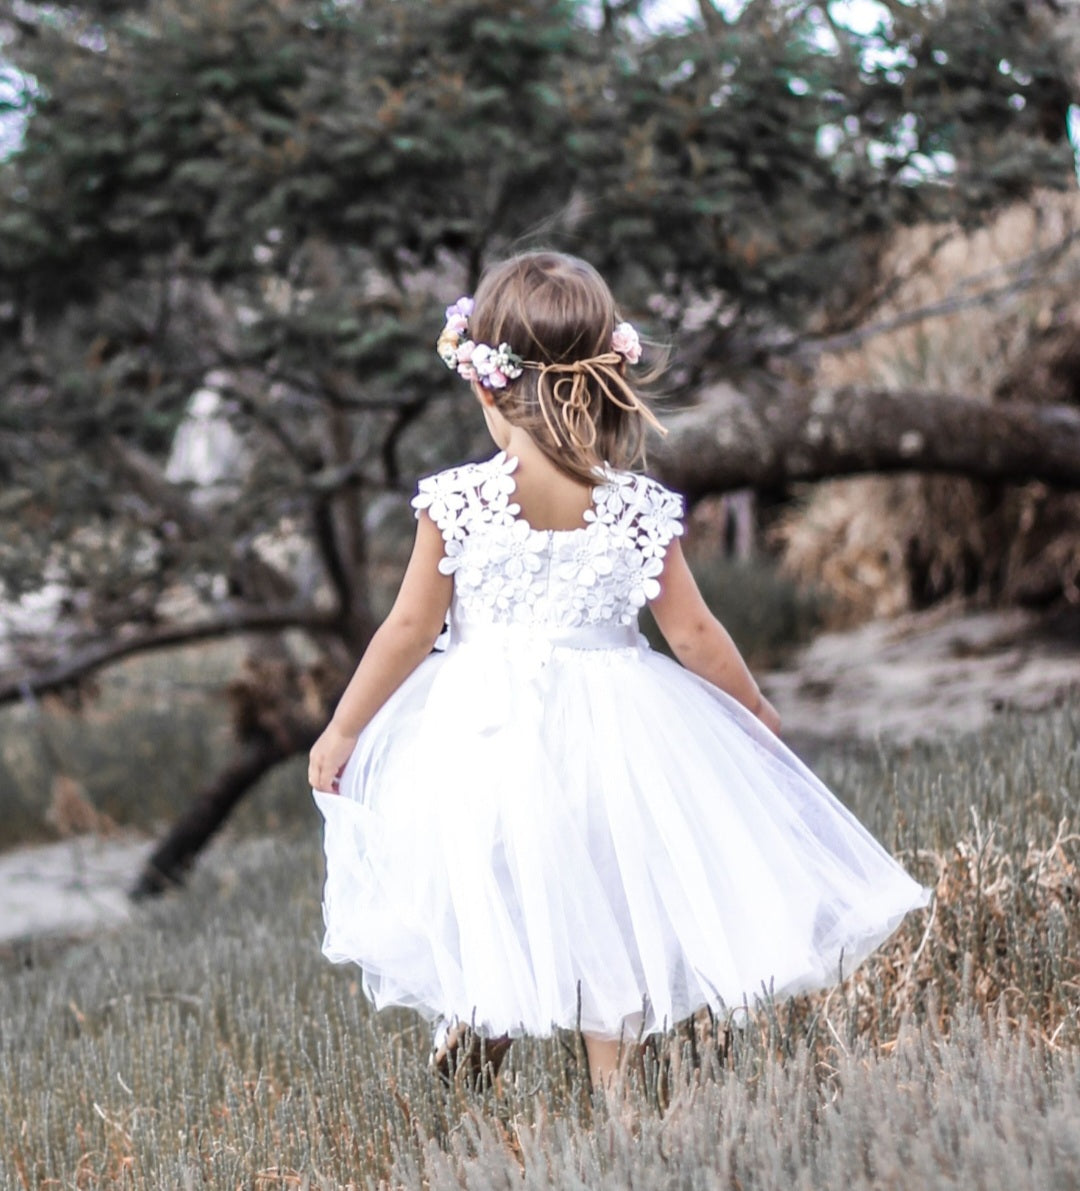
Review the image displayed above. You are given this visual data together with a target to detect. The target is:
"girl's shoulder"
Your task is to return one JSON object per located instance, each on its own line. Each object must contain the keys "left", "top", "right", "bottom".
{"left": 410, "top": 452, "right": 684, "bottom": 548}
{"left": 596, "top": 466, "right": 683, "bottom": 508}
{"left": 413, "top": 452, "right": 513, "bottom": 499}
{"left": 410, "top": 452, "right": 519, "bottom": 540}
{"left": 591, "top": 467, "right": 685, "bottom": 545}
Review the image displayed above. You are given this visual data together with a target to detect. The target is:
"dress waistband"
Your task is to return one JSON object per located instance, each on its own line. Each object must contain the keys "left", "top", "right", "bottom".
{"left": 450, "top": 620, "right": 640, "bottom": 652}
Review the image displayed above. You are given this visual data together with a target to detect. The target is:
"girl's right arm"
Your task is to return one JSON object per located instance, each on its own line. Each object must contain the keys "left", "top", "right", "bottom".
{"left": 308, "top": 512, "right": 452, "bottom": 791}
{"left": 648, "top": 539, "right": 781, "bottom": 735}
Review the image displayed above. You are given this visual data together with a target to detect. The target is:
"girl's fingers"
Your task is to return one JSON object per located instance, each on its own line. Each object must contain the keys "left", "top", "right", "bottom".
{"left": 309, "top": 762, "right": 344, "bottom": 793}
{"left": 309, "top": 745, "right": 349, "bottom": 793}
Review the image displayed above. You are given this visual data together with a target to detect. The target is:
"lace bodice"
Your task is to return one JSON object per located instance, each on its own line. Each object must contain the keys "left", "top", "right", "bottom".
{"left": 411, "top": 452, "right": 684, "bottom": 631}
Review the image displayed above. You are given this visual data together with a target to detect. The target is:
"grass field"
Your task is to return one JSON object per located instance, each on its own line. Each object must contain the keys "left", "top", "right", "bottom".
{"left": 1, "top": 701, "right": 1078, "bottom": 1188}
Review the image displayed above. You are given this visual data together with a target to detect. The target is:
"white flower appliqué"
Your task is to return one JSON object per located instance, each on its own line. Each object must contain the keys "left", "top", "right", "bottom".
{"left": 411, "top": 453, "right": 684, "bottom": 630}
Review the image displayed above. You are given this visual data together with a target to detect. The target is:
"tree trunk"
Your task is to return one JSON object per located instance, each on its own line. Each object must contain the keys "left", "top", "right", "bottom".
{"left": 129, "top": 717, "right": 319, "bottom": 899}
{"left": 651, "top": 384, "right": 1080, "bottom": 501}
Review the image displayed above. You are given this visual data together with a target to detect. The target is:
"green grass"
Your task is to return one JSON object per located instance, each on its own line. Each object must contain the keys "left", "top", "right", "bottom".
{"left": 1, "top": 701, "right": 1078, "bottom": 1187}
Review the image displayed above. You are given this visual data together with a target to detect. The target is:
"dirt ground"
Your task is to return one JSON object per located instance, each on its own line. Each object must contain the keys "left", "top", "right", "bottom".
{"left": 2, "top": 607, "right": 1078, "bottom": 951}
{"left": 763, "top": 605, "right": 1080, "bottom": 745}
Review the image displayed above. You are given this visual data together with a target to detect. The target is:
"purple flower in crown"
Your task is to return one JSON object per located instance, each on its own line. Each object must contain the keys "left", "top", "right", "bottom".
{"left": 445, "top": 296, "right": 474, "bottom": 322}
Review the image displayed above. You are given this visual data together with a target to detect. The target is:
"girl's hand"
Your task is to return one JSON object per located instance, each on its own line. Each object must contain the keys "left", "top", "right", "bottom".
{"left": 308, "top": 723, "right": 359, "bottom": 794}
{"left": 756, "top": 696, "right": 782, "bottom": 737}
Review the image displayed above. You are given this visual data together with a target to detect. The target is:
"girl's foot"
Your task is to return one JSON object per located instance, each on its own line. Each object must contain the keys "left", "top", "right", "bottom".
{"left": 430, "top": 1021, "right": 513, "bottom": 1090}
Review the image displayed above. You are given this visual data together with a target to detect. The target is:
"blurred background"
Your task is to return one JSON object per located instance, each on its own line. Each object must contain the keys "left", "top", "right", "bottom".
{"left": 1, "top": 0, "right": 1078, "bottom": 882}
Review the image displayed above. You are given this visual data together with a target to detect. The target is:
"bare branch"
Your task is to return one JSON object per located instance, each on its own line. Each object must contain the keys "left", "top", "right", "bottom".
{"left": 381, "top": 398, "right": 429, "bottom": 488}
{"left": 221, "top": 377, "right": 322, "bottom": 475}
{"left": 307, "top": 458, "right": 384, "bottom": 495}
{"left": 0, "top": 604, "right": 340, "bottom": 705}
{"left": 814, "top": 229, "right": 959, "bottom": 343}
{"left": 696, "top": 0, "right": 726, "bottom": 33}
{"left": 801, "top": 268, "right": 1077, "bottom": 357}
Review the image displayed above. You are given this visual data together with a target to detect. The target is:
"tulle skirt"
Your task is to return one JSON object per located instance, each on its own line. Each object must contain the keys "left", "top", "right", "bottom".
{"left": 313, "top": 625, "right": 930, "bottom": 1040}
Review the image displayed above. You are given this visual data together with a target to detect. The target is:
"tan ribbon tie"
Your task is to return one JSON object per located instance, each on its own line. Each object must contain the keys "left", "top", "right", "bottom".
{"left": 524, "top": 353, "right": 666, "bottom": 449}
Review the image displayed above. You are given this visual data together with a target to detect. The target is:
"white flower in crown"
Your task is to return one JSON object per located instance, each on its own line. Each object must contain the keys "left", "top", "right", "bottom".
{"left": 471, "top": 341, "right": 523, "bottom": 390}
{"left": 611, "top": 321, "right": 642, "bottom": 364}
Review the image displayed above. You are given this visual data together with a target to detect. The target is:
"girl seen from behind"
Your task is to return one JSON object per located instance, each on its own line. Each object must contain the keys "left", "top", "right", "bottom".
{"left": 309, "top": 251, "right": 930, "bottom": 1091}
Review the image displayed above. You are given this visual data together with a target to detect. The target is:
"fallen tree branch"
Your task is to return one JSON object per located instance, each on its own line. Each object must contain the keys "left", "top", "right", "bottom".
{"left": 650, "top": 385, "right": 1080, "bottom": 500}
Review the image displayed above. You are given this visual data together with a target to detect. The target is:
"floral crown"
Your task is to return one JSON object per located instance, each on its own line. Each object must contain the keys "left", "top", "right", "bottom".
{"left": 436, "top": 296, "right": 642, "bottom": 390}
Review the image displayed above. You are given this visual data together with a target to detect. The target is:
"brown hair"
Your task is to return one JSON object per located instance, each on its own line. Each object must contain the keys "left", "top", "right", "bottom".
{"left": 469, "top": 252, "right": 665, "bottom": 484}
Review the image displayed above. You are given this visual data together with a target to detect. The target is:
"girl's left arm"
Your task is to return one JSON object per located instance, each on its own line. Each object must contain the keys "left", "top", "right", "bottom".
{"left": 648, "top": 539, "right": 782, "bottom": 736}
{"left": 308, "top": 512, "right": 452, "bottom": 792}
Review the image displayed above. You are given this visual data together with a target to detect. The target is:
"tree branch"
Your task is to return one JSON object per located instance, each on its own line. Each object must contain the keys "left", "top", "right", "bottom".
{"left": 380, "top": 398, "right": 428, "bottom": 488}
{"left": 0, "top": 604, "right": 339, "bottom": 705}
{"left": 650, "top": 385, "right": 1080, "bottom": 501}
{"left": 795, "top": 225, "right": 1080, "bottom": 356}
{"left": 105, "top": 435, "right": 213, "bottom": 537}
{"left": 130, "top": 723, "right": 319, "bottom": 898}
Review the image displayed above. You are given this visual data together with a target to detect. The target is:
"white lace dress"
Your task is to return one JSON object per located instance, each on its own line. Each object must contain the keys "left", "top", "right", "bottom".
{"left": 313, "top": 452, "right": 929, "bottom": 1040}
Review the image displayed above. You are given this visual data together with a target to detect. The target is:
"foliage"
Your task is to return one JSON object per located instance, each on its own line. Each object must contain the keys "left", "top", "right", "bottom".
{"left": 0, "top": 0, "right": 1074, "bottom": 610}
{"left": 1, "top": 699, "right": 1078, "bottom": 1185}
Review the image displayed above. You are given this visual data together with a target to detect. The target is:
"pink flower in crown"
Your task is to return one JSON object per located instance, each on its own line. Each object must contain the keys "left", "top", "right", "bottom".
{"left": 455, "top": 340, "right": 477, "bottom": 381}
{"left": 612, "top": 321, "right": 642, "bottom": 365}
{"left": 445, "top": 313, "right": 469, "bottom": 336}
{"left": 487, "top": 368, "right": 508, "bottom": 389}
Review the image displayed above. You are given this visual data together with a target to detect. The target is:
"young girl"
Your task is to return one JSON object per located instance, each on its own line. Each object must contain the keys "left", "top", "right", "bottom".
{"left": 309, "top": 252, "right": 930, "bottom": 1090}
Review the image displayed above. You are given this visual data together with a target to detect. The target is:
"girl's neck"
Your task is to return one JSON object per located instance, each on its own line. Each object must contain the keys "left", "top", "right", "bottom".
{"left": 502, "top": 425, "right": 552, "bottom": 469}
{"left": 500, "top": 427, "right": 597, "bottom": 530}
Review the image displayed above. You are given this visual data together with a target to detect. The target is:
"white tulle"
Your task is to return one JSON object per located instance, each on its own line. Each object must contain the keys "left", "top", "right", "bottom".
{"left": 314, "top": 457, "right": 930, "bottom": 1040}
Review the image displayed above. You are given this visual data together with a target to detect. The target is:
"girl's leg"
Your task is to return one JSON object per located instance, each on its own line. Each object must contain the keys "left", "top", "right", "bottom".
{"left": 583, "top": 1033, "right": 632, "bottom": 1091}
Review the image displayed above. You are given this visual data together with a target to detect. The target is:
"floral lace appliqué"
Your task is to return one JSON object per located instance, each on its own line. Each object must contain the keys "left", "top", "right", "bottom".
{"left": 411, "top": 452, "right": 684, "bottom": 628}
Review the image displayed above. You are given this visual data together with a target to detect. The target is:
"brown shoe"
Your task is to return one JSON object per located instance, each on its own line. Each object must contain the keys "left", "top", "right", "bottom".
{"left": 430, "top": 1021, "right": 513, "bottom": 1090}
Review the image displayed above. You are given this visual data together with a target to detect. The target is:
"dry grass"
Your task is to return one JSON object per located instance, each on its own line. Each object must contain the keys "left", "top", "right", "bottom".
{"left": 1, "top": 699, "right": 1078, "bottom": 1188}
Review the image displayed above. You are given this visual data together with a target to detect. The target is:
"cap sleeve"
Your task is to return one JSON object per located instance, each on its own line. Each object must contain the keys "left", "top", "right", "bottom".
{"left": 625, "top": 474, "right": 685, "bottom": 561}
{"left": 410, "top": 465, "right": 472, "bottom": 542}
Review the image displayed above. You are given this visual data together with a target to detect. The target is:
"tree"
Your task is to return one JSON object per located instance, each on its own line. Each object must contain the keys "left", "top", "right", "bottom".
{"left": 0, "top": 0, "right": 1076, "bottom": 890}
